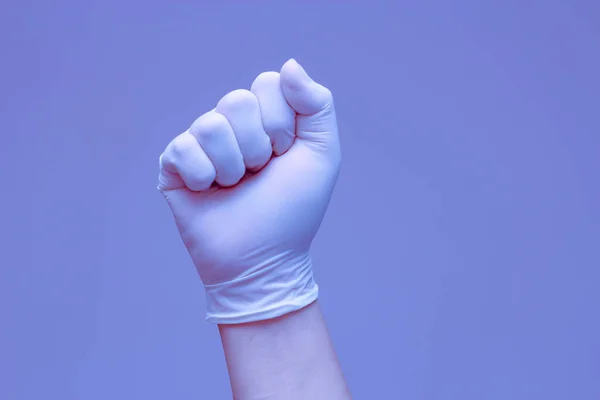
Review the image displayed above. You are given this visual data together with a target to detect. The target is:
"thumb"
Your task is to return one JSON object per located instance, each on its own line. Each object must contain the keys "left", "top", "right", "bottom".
{"left": 280, "top": 59, "right": 338, "bottom": 149}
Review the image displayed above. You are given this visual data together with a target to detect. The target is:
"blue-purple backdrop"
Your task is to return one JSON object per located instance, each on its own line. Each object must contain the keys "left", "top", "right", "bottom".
{"left": 2, "top": 1, "right": 599, "bottom": 399}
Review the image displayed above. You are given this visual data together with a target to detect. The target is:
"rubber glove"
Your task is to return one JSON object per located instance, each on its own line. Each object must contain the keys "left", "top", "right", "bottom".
{"left": 157, "top": 59, "right": 340, "bottom": 324}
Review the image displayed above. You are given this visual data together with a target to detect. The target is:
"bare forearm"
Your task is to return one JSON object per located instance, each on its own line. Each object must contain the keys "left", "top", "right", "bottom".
{"left": 219, "top": 301, "right": 351, "bottom": 400}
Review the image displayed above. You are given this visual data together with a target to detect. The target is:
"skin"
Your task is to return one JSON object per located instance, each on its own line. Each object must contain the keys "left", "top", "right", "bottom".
{"left": 219, "top": 301, "right": 351, "bottom": 400}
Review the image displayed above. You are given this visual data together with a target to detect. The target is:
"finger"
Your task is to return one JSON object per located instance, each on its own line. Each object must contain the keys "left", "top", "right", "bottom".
{"left": 189, "top": 110, "right": 245, "bottom": 187}
{"left": 280, "top": 58, "right": 334, "bottom": 116}
{"left": 215, "top": 89, "right": 272, "bottom": 171}
{"left": 280, "top": 58, "right": 339, "bottom": 153}
{"left": 251, "top": 71, "right": 296, "bottom": 156}
{"left": 159, "top": 131, "right": 216, "bottom": 192}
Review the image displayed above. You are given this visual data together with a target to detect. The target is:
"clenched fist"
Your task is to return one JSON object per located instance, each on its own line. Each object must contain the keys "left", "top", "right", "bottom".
{"left": 157, "top": 59, "right": 341, "bottom": 324}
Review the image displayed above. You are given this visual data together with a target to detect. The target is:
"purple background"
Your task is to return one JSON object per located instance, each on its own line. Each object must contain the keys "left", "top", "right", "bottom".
{"left": 2, "top": 1, "right": 599, "bottom": 399}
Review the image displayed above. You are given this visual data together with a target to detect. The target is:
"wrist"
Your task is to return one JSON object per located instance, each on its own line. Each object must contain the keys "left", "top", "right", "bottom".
{"left": 204, "top": 252, "right": 318, "bottom": 324}
{"left": 218, "top": 301, "right": 350, "bottom": 399}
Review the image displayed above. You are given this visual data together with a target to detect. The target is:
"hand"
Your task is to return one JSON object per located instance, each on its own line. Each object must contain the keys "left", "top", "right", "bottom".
{"left": 157, "top": 59, "right": 341, "bottom": 323}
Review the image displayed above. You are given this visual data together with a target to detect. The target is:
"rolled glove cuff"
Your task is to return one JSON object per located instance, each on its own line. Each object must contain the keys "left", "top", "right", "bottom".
{"left": 204, "top": 253, "right": 318, "bottom": 324}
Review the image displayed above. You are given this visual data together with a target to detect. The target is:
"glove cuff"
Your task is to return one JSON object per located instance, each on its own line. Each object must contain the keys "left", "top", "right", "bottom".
{"left": 203, "top": 253, "right": 318, "bottom": 324}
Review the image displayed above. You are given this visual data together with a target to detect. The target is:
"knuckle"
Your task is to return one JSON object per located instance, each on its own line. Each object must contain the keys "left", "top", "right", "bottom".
{"left": 252, "top": 71, "right": 280, "bottom": 88}
{"left": 191, "top": 112, "right": 229, "bottom": 142}
{"left": 158, "top": 152, "right": 177, "bottom": 175}
{"left": 159, "top": 152, "right": 176, "bottom": 172}
{"left": 217, "top": 89, "right": 258, "bottom": 111}
{"left": 322, "top": 87, "right": 334, "bottom": 102}
{"left": 158, "top": 152, "right": 167, "bottom": 167}
{"left": 169, "top": 135, "right": 190, "bottom": 159}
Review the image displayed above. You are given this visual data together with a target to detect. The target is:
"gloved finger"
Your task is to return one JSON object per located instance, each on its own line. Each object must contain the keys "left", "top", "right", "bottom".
{"left": 189, "top": 110, "right": 246, "bottom": 187}
{"left": 215, "top": 89, "right": 272, "bottom": 172}
{"left": 250, "top": 71, "right": 296, "bottom": 156}
{"left": 280, "top": 59, "right": 333, "bottom": 116}
{"left": 159, "top": 131, "right": 216, "bottom": 192}
{"left": 279, "top": 59, "right": 339, "bottom": 153}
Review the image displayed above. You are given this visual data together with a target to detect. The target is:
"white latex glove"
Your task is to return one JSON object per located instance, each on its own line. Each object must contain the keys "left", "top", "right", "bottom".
{"left": 157, "top": 59, "right": 341, "bottom": 324}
